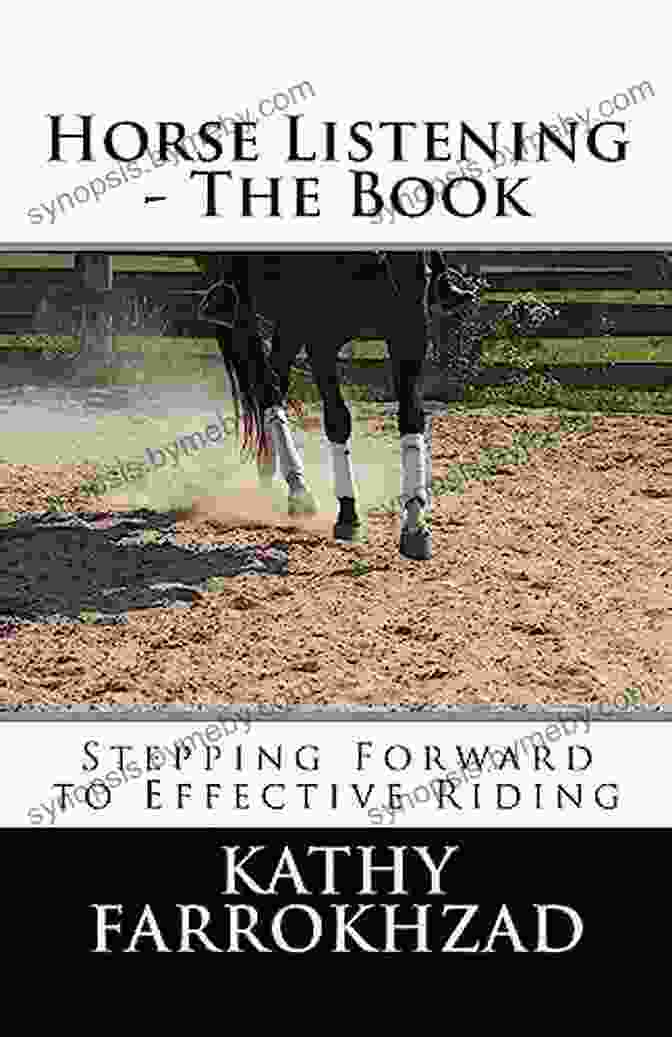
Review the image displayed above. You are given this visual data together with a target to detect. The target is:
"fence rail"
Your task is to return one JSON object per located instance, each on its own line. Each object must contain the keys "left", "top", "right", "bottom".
{"left": 346, "top": 361, "right": 672, "bottom": 400}
{"left": 454, "top": 251, "right": 671, "bottom": 291}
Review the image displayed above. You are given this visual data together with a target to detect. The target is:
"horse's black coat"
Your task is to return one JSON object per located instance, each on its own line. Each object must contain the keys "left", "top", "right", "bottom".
{"left": 196, "top": 252, "right": 467, "bottom": 559}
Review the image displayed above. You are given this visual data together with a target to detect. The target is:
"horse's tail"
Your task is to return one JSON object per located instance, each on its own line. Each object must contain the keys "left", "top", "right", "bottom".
{"left": 217, "top": 323, "right": 275, "bottom": 464}
{"left": 198, "top": 259, "right": 279, "bottom": 464}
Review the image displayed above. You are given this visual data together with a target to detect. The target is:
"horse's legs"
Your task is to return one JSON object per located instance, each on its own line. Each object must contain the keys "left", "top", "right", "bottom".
{"left": 256, "top": 329, "right": 294, "bottom": 488}
{"left": 388, "top": 305, "right": 432, "bottom": 561}
{"left": 306, "top": 340, "right": 360, "bottom": 540}
{"left": 260, "top": 330, "right": 318, "bottom": 516}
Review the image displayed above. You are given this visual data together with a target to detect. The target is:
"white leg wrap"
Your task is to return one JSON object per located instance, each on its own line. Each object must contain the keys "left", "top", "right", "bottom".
{"left": 400, "top": 433, "right": 428, "bottom": 511}
{"left": 329, "top": 440, "right": 356, "bottom": 499}
{"left": 264, "top": 406, "right": 306, "bottom": 488}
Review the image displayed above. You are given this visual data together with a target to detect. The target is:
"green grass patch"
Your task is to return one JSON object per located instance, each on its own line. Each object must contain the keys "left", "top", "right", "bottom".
{"left": 137, "top": 529, "right": 163, "bottom": 545}
{"left": 0, "top": 254, "right": 201, "bottom": 272}
{"left": 3, "top": 323, "right": 671, "bottom": 368}
{"left": 0, "top": 254, "right": 75, "bottom": 270}
{"left": 462, "top": 377, "right": 672, "bottom": 414}
{"left": 111, "top": 255, "right": 201, "bottom": 273}
{"left": 78, "top": 610, "right": 100, "bottom": 624}
{"left": 482, "top": 335, "right": 672, "bottom": 365}
{"left": 350, "top": 340, "right": 387, "bottom": 360}
{"left": 0, "top": 335, "right": 231, "bottom": 394}
{"left": 0, "top": 333, "right": 78, "bottom": 353}
{"left": 622, "top": 686, "right": 643, "bottom": 706}
{"left": 484, "top": 289, "right": 672, "bottom": 305}
{"left": 0, "top": 333, "right": 219, "bottom": 355}
{"left": 205, "top": 576, "right": 229, "bottom": 594}
{"left": 352, "top": 336, "right": 672, "bottom": 364}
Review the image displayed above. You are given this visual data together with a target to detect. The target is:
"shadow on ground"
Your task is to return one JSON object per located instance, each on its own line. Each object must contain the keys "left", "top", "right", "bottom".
{"left": 0, "top": 508, "right": 289, "bottom": 629}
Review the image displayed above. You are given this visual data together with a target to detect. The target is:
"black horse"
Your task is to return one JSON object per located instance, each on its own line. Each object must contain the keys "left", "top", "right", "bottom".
{"left": 195, "top": 252, "right": 474, "bottom": 561}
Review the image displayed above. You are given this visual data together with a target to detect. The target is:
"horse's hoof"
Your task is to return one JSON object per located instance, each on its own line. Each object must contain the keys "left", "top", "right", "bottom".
{"left": 400, "top": 527, "right": 432, "bottom": 561}
{"left": 288, "top": 489, "right": 319, "bottom": 517}
{"left": 334, "top": 520, "right": 362, "bottom": 542}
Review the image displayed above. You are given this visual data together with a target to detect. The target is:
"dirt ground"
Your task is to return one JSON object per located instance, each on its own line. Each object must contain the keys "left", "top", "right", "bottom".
{"left": 0, "top": 411, "right": 670, "bottom": 707}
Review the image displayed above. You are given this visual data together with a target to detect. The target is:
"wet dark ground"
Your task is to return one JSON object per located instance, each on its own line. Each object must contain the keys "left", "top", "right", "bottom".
{"left": 0, "top": 508, "right": 289, "bottom": 633}
{"left": 0, "top": 351, "right": 442, "bottom": 632}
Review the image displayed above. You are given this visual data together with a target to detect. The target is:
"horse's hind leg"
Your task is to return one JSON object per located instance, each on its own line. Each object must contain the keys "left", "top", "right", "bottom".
{"left": 261, "top": 331, "right": 318, "bottom": 516}
{"left": 256, "top": 329, "right": 287, "bottom": 488}
{"left": 306, "top": 340, "right": 361, "bottom": 541}
{"left": 388, "top": 307, "right": 432, "bottom": 561}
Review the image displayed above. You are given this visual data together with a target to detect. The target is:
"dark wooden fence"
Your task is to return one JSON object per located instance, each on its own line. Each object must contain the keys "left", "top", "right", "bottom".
{"left": 0, "top": 266, "right": 214, "bottom": 338}
{"left": 448, "top": 251, "right": 671, "bottom": 290}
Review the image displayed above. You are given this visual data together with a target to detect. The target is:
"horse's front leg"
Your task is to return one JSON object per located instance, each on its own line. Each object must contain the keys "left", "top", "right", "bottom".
{"left": 388, "top": 307, "right": 433, "bottom": 562}
{"left": 307, "top": 339, "right": 361, "bottom": 541}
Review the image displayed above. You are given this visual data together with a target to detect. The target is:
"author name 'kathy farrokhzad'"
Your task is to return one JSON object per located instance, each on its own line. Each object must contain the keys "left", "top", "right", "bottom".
{"left": 91, "top": 843, "right": 584, "bottom": 954}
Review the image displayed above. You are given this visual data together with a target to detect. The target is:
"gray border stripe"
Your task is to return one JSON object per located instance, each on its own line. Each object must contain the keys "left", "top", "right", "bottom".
{"left": 1, "top": 706, "right": 671, "bottom": 721}
{"left": 2, "top": 243, "right": 672, "bottom": 252}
